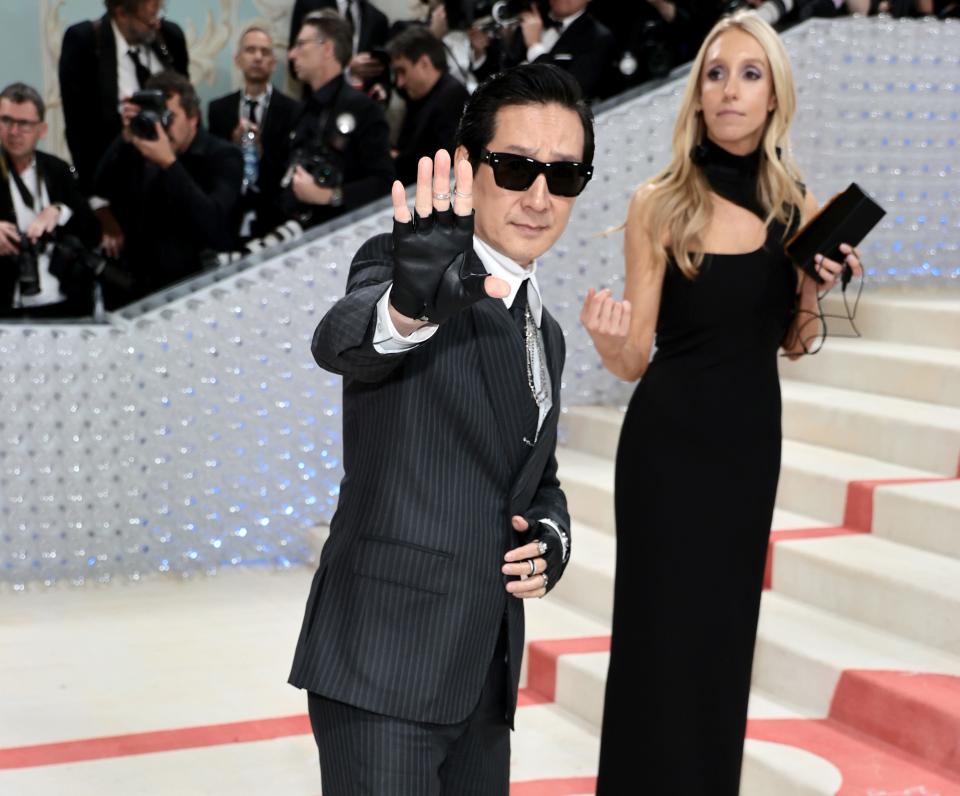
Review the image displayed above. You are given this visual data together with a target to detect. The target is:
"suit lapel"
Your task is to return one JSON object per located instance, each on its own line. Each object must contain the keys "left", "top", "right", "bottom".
{"left": 470, "top": 298, "right": 536, "bottom": 475}
{"left": 98, "top": 16, "right": 119, "bottom": 125}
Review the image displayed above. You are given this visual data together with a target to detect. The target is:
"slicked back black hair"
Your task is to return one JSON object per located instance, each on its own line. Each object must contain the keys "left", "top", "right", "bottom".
{"left": 455, "top": 64, "right": 595, "bottom": 170}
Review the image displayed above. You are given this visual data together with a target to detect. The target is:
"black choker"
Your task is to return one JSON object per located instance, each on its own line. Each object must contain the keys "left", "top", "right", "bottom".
{"left": 691, "top": 138, "right": 764, "bottom": 219}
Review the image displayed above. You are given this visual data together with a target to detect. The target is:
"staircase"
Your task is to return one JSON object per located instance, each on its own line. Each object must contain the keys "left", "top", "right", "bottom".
{"left": 520, "top": 293, "right": 960, "bottom": 794}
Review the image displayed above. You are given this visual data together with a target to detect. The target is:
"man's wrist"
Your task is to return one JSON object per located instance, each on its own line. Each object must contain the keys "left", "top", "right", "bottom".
{"left": 388, "top": 301, "right": 430, "bottom": 336}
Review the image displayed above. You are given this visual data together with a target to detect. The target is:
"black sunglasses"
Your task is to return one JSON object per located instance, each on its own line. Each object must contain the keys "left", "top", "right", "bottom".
{"left": 479, "top": 149, "right": 593, "bottom": 197}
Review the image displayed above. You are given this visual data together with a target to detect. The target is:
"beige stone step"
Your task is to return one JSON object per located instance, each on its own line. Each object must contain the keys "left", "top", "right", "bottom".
{"left": 775, "top": 439, "right": 935, "bottom": 525}
{"left": 872, "top": 479, "right": 960, "bottom": 560}
{"left": 779, "top": 337, "right": 960, "bottom": 408}
{"left": 753, "top": 590, "right": 960, "bottom": 716}
{"left": 781, "top": 379, "right": 960, "bottom": 476}
{"left": 819, "top": 292, "right": 960, "bottom": 351}
{"left": 772, "top": 534, "right": 960, "bottom": 655}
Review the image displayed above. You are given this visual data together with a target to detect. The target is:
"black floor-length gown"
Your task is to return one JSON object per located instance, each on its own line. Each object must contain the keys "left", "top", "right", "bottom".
{"left": 596, "top": 142, "right": 799, "bottom": 794}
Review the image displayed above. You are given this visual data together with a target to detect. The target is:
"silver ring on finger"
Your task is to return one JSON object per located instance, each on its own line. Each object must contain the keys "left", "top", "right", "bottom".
{"left": 541, "top": 572, "right": 548, "bottom": 590}
{"left": 454, "top": 190, "right": 472, "bottom": 199}
{"left": 537, "top": 540, "right": 548, "bottom": 556}
{"left": 433, "top": 191, "right": 451, "bottom": 201}
{"left": 528, "top": 558, "right": 537, "bottom": 576}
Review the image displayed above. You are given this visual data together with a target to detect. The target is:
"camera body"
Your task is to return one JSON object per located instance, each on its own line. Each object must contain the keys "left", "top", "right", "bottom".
{"left": 472, "top": 0, "right": 543, "bottom": 34}
{"left": 129, "top": 89, "right": 173, "bottom": 140}
{"left": 286, "top": 146, "right": 345, "bottom": 189}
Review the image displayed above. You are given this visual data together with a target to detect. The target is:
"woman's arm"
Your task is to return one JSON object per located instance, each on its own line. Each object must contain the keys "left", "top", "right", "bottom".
{"left": 581, "top": 186, "right": 666, "bottom": 382}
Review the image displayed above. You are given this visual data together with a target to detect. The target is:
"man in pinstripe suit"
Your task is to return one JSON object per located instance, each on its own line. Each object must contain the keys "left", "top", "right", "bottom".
{"left": 290, "top": 64, "right": 595, "bottom": 794}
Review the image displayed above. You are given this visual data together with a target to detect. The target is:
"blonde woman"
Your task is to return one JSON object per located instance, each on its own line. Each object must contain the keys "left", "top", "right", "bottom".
{"left": 581, "top": 12, "right": 862, "bottom": 793}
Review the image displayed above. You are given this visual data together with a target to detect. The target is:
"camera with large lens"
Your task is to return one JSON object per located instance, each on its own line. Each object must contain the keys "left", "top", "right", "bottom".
{"left": 129, "top": 89, "right": 173, "bottom": 141}
{"left": 13, "top": 235, "right": 43, "bottom": 297}
{"left": 47, "top": 231, "right": 134, "bottom": 293}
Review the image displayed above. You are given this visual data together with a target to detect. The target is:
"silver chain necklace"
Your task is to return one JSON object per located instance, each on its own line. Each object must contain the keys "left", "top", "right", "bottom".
{"left": 524, "top": 305, "right": 549, "bottom": 407}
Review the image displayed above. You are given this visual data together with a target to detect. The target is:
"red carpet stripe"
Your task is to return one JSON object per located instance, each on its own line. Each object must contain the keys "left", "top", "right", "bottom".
{"left": 0, "top": 715, "right": 311, "bottom": 769}
{"left": 747, "top": 717, "right": 960, "bottom": 794}
{"left": 829, "top": 670, "right": 960, "bottom": 777}
{"left": 0, "top": 635, "right": 613, "bottom": 770}
{"left": 510, "top": 777, "right": 596, "bottom": 795}
{"left": 764, "top": 475, "right": 959, "bottom": 589}
{"left": 525, "top": 637, "right": 611, "bottom": 703}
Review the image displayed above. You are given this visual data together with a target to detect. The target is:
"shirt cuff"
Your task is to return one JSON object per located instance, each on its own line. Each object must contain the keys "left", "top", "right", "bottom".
{"left": 54, "top": 203, "right": 73, "bottom": 227}
{"left": 526, "top": 43, "right": 548, "bottom": 63}
{"left": 373, "top": 284, "right": 439, "bottom": 353}
{"left": 539, "top": 518, "right": 569, "bottom": 563}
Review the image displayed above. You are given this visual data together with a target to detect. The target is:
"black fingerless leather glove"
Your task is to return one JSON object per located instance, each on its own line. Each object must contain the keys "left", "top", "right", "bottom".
{"left": 390, "top": 208, "right": 490, "bottom": 324}
{"left": 520, "top": 519, "right": 570, "bottom": 594}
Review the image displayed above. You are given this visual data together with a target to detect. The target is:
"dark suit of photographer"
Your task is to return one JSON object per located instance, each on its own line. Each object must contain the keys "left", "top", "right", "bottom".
{"left": 93, "top": 72, "right": 242, "bottom": 309}
{"left": 472, "top": 0, "right": 615, "bottom": 100}
{"left": 0, "top": 84, "right": 100, "bottom": 318}
{"left": 285, "top": 12, "right": 394, "bottom": 229}
{"left": 59, "top": 3, "right": 189, "bottom": 198}
{"left": 208, "top": 26, "right": 303, "bottom": 238}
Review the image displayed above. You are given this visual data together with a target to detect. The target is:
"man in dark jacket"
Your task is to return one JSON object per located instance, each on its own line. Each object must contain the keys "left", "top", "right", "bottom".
{"left": 208, "top": 26, "right": 301, "bottom": 238}
{"left": 471, "top": 0, "right": 615, "bottom": 100}
{"left": 93, "top": 72, "right": 242, "bottom": 309}
{"left": 387, "top": 26, "right": 470, "bottom": 185}
{"left": 290, "top": 63, "right": 592, "bottom": 795}
{"left": 59, "top": 0, "right": 189, "bottom": 256}
{"left": 0, "top": 83, "right": 100, "bottom": 317}
{"left": 289, "top": 0, "right": 390, "bottom": 94}
{"left": 284, "top": 11, "right": 394, "bottom": 228}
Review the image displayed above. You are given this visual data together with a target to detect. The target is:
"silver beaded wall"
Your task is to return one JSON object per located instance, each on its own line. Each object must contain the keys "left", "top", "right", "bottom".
{"left": 2, "top": 18, "right": 957, "bottom": 588}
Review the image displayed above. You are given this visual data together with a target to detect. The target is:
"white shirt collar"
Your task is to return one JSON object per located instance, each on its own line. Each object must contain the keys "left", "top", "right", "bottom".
{"left": 243, "top": 85, "right": 272, "bottom": 104}
{"left": 550, "top": 7, "right": 586, "bottom": 32}
{"left": 472, "top": 236, "right": 543, "bottom": 327}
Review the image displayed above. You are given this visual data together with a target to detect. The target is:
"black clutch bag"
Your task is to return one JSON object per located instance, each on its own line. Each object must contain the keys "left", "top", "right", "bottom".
{"left": 785, "top": 182, "right": 886, "bottom": 284}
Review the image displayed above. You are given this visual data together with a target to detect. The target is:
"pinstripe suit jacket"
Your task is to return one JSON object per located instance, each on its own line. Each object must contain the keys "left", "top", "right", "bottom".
{"left": 289, "top": 232, "right": 570, "bottom": 725}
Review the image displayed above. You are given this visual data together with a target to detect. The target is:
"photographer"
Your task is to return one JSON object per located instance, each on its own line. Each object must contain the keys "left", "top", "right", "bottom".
{"left": 289, "top": 0, "right": 391, "bottom": 96}
{"left": 387, "top": 26, "right": 470, "bottom": 185}
{"left": 471, "top": 0, "right": 615, "bottom": 100}
{"left": 208, "top": 26, "right": 302, "bottom": 239}
{"left": 59, "top": 0, "right": 189, "bottom": 260}
{"left": 284, "top": 10, "right": 394, "bottom": 228}
{"left": 0, "top": 83, "right": 101, "bottom": 317}
{"left": 93, "top": 71, "right": 243, "bottom": 309}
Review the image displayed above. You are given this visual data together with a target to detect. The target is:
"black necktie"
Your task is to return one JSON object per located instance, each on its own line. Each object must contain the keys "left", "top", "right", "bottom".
{"left": 344, "top": 2, "right": 356, "bottom": 34}
{"left": 544, "top": 16, "right": 564, "bottom": 31}
{"left": 245, "top": 98, "right": 259, "bottom": 125}
{"left": 510, "top": 280, "right": 528, "bottom": 336}
{"left": 128, "top": 48, "right": 152, "bottom": 89}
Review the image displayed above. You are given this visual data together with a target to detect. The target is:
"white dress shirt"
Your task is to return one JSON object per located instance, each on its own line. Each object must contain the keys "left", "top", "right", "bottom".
{"left": 372, "top": 235, "right": 553, "bottom": 433}
{"left": 239, "top": 85, "right": 273, "bottom": 128}
{"left": 112, "top": 20, "right": 163, "bottom": 103}
{"left": 7, "top": 158, "right": 73, "bottom": 307}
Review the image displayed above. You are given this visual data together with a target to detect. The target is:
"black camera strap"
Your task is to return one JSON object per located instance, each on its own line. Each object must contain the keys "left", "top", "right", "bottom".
{"left": 2, "top": 149, "right": 45, "bottom": 214}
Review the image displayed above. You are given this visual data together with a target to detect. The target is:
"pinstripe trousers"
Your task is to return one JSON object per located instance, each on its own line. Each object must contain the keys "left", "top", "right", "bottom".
{"left": 307, "top": 626, "right": 510, "bottom": 795}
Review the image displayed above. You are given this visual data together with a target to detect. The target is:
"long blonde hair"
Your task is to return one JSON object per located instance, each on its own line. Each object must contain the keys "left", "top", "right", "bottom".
{"left": 640, "top": 11, "right": 805, "bottom": 279}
